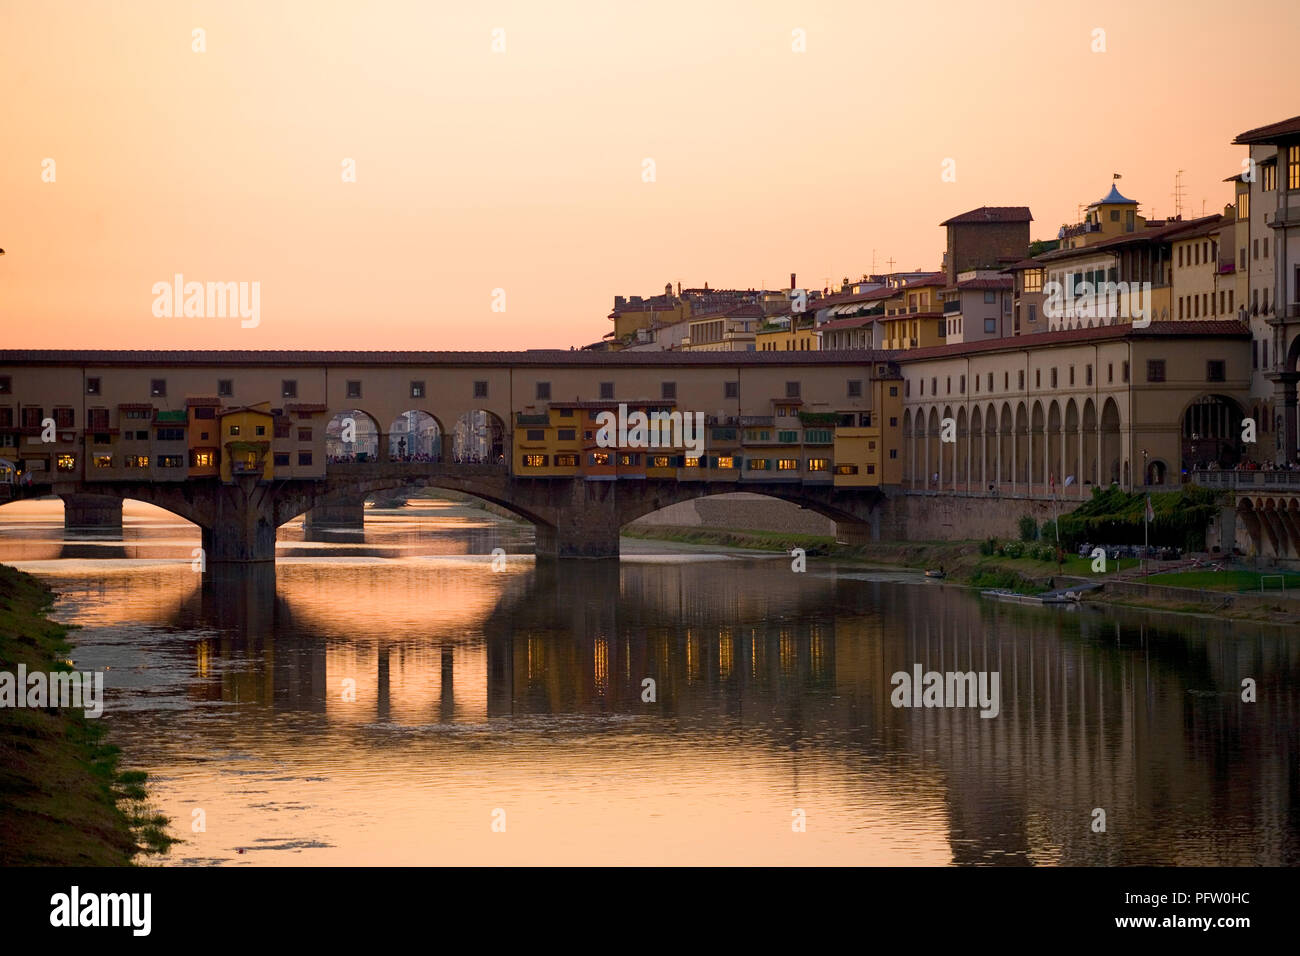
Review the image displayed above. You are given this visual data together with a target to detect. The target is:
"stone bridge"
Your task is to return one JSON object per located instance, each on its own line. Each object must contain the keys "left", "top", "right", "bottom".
{"left": 27, "top": 461, "right": 891, "bottom": 561}
{"left": 1193, "top": 471, "right": 1300, "bottom": 560}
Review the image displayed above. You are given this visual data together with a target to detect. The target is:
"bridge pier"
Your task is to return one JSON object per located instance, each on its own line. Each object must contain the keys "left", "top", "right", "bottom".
{"left": 61, "top": 493, "right": 123, "bottom": 531}
{"left": 201, "top": 482, "right": 278, "bottom": 563}
{"left": 533, "top": 520, "right": 621, "bottom": 559}
{"left": 835, "top": 517, "right": 878, "bottom": 546}
{"left": 303, "top": 493, "right": 367, "bottom": 530}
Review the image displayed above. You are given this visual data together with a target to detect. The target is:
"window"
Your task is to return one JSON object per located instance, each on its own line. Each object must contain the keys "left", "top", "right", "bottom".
{"left": 1289, "top": 145, "right": 1300, "bottom": 191}
{"left": 1035, "top": 370, "right": 1041, "bottom": 388}
{"left": 1253, "top": 340, "right": 1259, "bottom": 369}
{"left": 661, "top": 381, "right": 676, "bottom": 400}
{"left": 1263, "top": 162, "right": 1277, "bottom": 192}
{"left": 255, "top": 425, "right": 266, "bottom": 436}
{"left": 298, "top": 452, "right": 313, "bottom": 466}
{"left": 474, "top": 381, "right": 488, "bottom": 399}
{"left": 125, "top": 455, "right": 149, "bottom": 468}
{"left": 805, "top": 429, "right": 832, "bottom": 444}
{"left": 523, "top": 454, "right": 548, "bottom": 468}
{"left": 229, "top": 425, "right": 241, "bottom": 436}
{"left": 716, "top": 456, "right": 736, "bottom": 469}
{"left": 889, "top": 448, "right": 898, "bottom": 459}
{"left": 156, "top": 427, "right": 185, "bottom": 441}
{"left": 54, "top": 407, "right": 74, "bottom": 427}
{"left": 555, "top": 453, "right": 579, "bottom": 467}
{"left": 1086, "top": 364, "right": 1093, "bottom": 386}
{"left": 778, "top": 430, "right": 798, "bottom": 443}
{"left": 150, "top": 379, "right": 166, "bottom": 397}
{"left": 889, "top": 416, "right": 898, "bottom": 427}
{"left": 1122, "top": 361, "right": 1130, "bottom": 383}
{"left": 959, "top": 375, "right": 966, "bottom": 393}
{"left": 94, "top": 454, "right": 113, "bottom": 469}
{"left": 834, "top": 464, "right": 859, "bottom": 475}
{"left": 1207, "top": 360, "right": 1226, "bottom": 382}
{"left": 684, "top": 456, "right": 701, "bottom": 468}
{"left": 1145, "top": 360, "right": 1165, "bottom": 383}
{"left": 984, "top": 317, "right": 996, "bottom": 334}
{"left": 192, "top": 450, "right": 214, "bottom": 468}
{"left": 847, "top": 379, "right": 862, "bottom": 397}
{"left": 930, "top": 377, "right": 937, "bottom": 394}
{"left": 282, "top": 380, "right": 297, "bottom": 398}
{"left": 725, "top": 381, "right": 739, "bottom": 399}
{"left": 536, "top": 381, "right": 551, "bottom": 400}
{"left": 526, "top": 429, "right": 545, "bottom": 441}
{"left": 346, "top": 381, "right": 361, "bottom": 399}
{"left": 1028, "top": 304, "right": 1037, "bottom": 324}
{"left": 194, "top": 406, "right": 215, "bottom": 420}
{"left": 297, "top": 427, "right": 312, "bottom": 441}
{"left": 590, "top": 452, "right": 610, "bottom": 466}
{"left": 269, "top": 452, "right": 288, "bottom": 467}
{"left": 86, "top": 377, "right": 100, "bottom": 395}
{"left": 558, "top": 428, "right": 575, "bottom": 441}
{"left": 785, "top": 381, "right": 800, "bottom": 398}
{"left": 652, "top": 455, "right": 671, "bottom": 468}
{"left": 747, "top": 458, "right": 770, "bottom": 470}
{"left": 946, "top": 377, "right": 951, "bottom": 394}
{"left": 57, "top": 454, "right": 76, "bottom": 472}
{"left": 1050, "top": 368, "right": 1058, "bottom": 388}
{"left": 889, "top": 386, "right": 898, "bottom": 397}
{"left": 599, "top": 382, "right": 614, "bottom": 400}
{"left": 984, "top": 290, "right": 996, "bottom": 304}
{"left": 807, "top": 458, "right": 830, "bottom": 472}
{"left": 0, "top": 377, "right": 11, "bottom": 395}
{"left": 777, "top": 458, "right": 798, "bottom": 470}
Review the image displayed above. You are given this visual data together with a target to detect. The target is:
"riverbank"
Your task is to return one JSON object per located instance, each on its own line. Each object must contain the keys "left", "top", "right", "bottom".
{"left": 0, "top": 564, "right": 172, "bottom": 864}
{"left": 620, "top": 526, "right": 1300, "bottom": 625}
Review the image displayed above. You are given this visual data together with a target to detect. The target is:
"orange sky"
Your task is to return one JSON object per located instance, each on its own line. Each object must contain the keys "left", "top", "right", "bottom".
{"left": 2, "top": 0, "right": 1296, "bottom": 351}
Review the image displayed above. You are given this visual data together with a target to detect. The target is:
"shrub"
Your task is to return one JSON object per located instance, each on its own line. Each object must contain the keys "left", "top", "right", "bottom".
{"left": 979, "top": 537, "right": 997, "bottom": 556}
{"left": 1018, "top": 515, "right": 1039, "bottom": 541}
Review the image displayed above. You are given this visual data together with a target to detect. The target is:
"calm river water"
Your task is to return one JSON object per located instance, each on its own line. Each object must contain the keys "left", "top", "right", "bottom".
{"left": 2, "top": 497, "right": 1297, "bottom": 865}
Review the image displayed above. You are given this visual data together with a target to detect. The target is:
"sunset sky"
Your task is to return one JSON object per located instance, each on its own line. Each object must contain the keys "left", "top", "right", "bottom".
{"left": 2, "top": 0, "right": 1297, "bottom": 351}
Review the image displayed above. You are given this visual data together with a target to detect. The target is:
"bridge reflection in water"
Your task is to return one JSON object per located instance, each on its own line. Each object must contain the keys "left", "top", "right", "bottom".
{"left": 46, "top": 553, "right": 1300, "bottom": 866}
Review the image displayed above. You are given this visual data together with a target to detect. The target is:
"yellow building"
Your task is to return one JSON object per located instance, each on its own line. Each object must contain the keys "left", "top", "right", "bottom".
{"left": 832, "top": 376, "right": 904, "bottom": 487}
{"left": 218, "top": 403, "right": 274, "bottom": 482}
{"left": 756, "top": 317, "right": 819, "bottom": 351}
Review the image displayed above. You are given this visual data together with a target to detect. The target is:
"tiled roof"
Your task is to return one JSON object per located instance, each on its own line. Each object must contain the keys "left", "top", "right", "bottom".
{"left": 1234, "top": 115, "right": 1300, "bottom": 145}
{"left": 954, "top": 277, "right": 1013, "bottom": 291}
{"left": 1094, "top": 184, "right": 1137, "bottom": 205}
{"left": 817, "top": 315, "right": 878, "bottom": 331}
{"left": 941, "top": 206, "right": 1033, "bottom": 226}
{"left": 902, "top": 272, "right": 949, "bottom": 286}
{"left": 894, "top": 320, "right": 1249, "bottom": 363}
{"left": 0, "top": 349, "right": 895, "bottom": 368}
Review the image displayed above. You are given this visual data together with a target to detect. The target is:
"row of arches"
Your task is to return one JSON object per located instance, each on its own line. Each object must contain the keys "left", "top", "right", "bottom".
{"left": 324, "top": 409, "right": 506, "bottom": 464}
{"left": 902, "top": 394, "right": 1247, "bottom": 495}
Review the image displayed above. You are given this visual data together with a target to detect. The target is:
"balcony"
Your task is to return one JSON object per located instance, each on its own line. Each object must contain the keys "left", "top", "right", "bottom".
{"left": 1190, "top": 470, "right": 1300, "bottom": 490}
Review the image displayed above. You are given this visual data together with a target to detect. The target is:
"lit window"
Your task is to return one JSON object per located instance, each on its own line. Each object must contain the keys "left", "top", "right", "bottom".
{"left": 590, "top": 452, "right": 610, "bottom": 466}
{"left": 684, "top": 456, "right": 700, "bottom": 468}
{"left": 524, "top": 454, "right": 548, "bottom": 467}
{"left": 555, "top": 453, "right": 579, "bottom": 467}
{"left": 93, "top": 455, "right": 113, "bottom": 468}
{"left": 716, "top": 456, "right": 736, "bottom": 469}
{"left": 808, "top": 458, "right": 830, "bottom": 471}
{"left": 777, "top": 458, "right": 798, "bottom": 470}
{"left": 652, "top": 456, "right": 671, "bottom": 468}
{"left": 747, "top": 458, "right": 770, "bottom": 470}
{"left": 57, "top": 454, "right": 76, "bottom": 472}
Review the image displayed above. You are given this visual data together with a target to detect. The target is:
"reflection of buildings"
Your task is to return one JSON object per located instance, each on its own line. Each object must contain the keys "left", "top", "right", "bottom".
{"left": 157, "top": 559, "right": 1300, "bottom": 865}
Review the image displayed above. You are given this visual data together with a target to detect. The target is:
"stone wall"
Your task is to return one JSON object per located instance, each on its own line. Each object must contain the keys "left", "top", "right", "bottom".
{"left": 894, "top": 493, "right": 1058, "bottom": 542}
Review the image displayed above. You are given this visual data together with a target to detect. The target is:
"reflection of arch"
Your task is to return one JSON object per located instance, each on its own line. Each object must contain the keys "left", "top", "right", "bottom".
{"left": 327, "top": 409, "right": 381, "bottom": 461}
{"left": 1100, "top": 397, "right": 1122, "bottom": 485}
{"left": 453, "top": 410, "right": 506, "bottom": 464}
{"left": 1181, "top": 393, "right": 1245, "bottom": 472}
{"left": 387, "top": 410, "right": 443, "bottom": 461}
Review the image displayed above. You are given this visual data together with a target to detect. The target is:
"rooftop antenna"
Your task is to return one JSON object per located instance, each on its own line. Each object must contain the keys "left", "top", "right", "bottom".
{"left": 1172, "top": 169, "right": 1186, "bottom": 219}
{"left": 885, "top": 257, "right": 896, "bottom": 272}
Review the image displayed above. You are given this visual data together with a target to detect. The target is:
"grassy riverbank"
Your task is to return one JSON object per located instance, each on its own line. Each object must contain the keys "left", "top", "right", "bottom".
{"left": 0, "top": 564, "right": 173, "bottom": 865}
{"left": 620, "top": 525, "right": 1300, "bottom": 622}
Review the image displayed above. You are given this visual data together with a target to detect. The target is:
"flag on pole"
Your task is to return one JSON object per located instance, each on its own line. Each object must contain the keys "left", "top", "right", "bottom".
{"left": 1064, "top": 475, "right": 1075, "bottom": 487}
{"left": 1145, "top": 494, "right": 1155, "bottom": 523}
{"left": 1050, "top": 472, "right": 1055, "bottom": 494}
{"left": 1113, "top": 173, "right": 1122, "bottom": 179}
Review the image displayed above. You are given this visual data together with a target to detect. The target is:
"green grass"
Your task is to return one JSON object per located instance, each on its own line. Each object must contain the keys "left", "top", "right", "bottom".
{"left": 1144, "top": 569, "right": 1300, "bottom": 592}
{"left": 0, "top": 563, "right": 175, "bottom": 864}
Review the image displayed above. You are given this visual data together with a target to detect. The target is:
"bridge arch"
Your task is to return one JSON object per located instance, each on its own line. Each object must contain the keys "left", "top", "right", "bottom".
{"left": 1180, "top": 393, "right": 1245, "bottom": 472}
{"left": 386, "top": 409, "right": 444, "bottom": 461}
{"left": 326, "top": 409, "right": 381, "bottom": 462}
{"left": 453, "top": 410, "right": 507, "bottom": 465}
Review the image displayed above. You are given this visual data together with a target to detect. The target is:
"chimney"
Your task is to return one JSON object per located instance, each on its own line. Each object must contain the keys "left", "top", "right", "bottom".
{"left": 790, "top": 272, "right": 796, "bottom": 290}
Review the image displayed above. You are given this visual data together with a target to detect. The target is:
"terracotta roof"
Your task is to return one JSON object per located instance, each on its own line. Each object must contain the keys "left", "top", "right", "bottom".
{"left": 954, "top": 277, "right": 1013, "bottom": 291}
{"left": 1, "top": 349, "right": 895, "bottom": 368}
{"left": 1234, "top": 114, "right": 1300, "bottom": 145}
{"left": 902, "top": 272, "right": 949, "bottom": 287}
{"left": 818, "top": 315, "right": 878, "bottom": 331}
{"left": 941, "top": 206, "right": 1033, "bottom": 226}
{"left": 999, "top": 258, "right": 1043, "bottom": 272}
{"left": 894, "top": 320, "right": 1249, "bottom": 363}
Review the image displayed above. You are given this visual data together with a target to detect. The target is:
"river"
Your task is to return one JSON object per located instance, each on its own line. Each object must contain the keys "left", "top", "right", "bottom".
{"left": 2, "top": 496, "right": 1296, "bottom": 865}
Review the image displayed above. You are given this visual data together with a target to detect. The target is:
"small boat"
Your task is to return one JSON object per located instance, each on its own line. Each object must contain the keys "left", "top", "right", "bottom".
{"left": 924, "top": 568, "right": 946, "bottom": 579}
